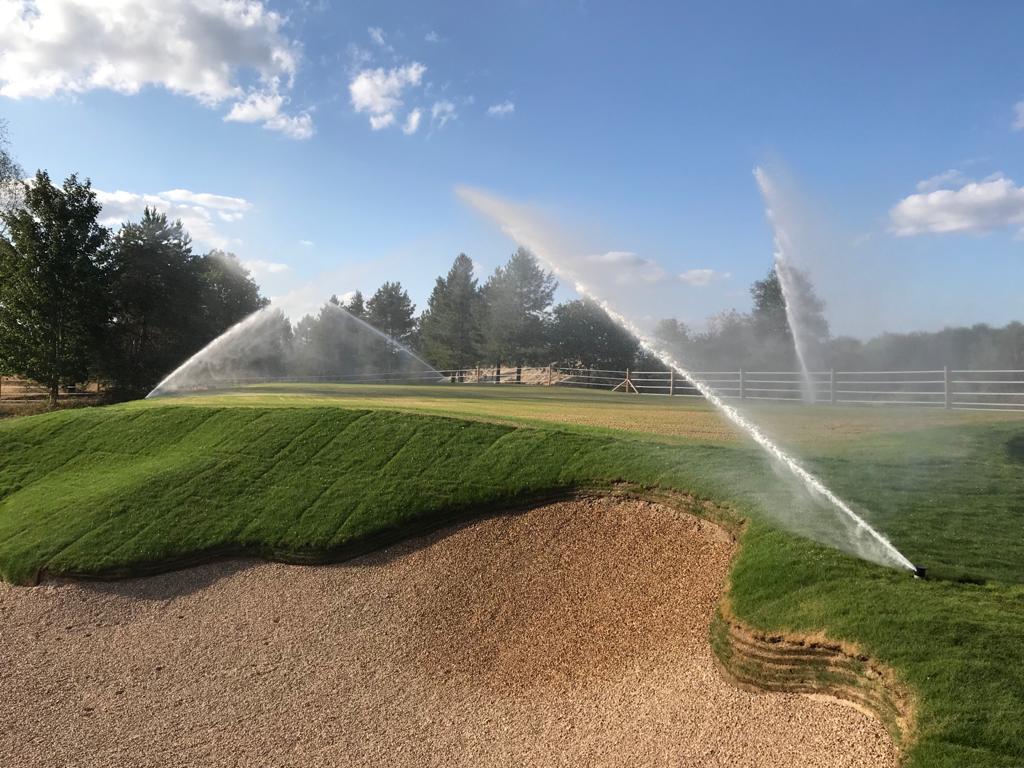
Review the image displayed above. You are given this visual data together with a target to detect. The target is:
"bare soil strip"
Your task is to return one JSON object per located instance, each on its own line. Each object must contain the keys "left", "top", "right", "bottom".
{"left": 0, "top": 497, "right": 896, "bottom": 767}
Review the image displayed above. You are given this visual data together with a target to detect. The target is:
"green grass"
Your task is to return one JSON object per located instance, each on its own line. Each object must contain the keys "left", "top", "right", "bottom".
{"left": 2, "top": 386, "right": 1024, "bottom": 767}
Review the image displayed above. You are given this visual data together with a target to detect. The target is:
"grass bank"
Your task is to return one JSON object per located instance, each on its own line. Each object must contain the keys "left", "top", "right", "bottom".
{"left": 1, "top": 390, "right": 1023, "bottom": 766}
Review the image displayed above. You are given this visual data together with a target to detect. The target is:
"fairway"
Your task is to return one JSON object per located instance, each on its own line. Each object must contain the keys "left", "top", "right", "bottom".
{"left": 2, "top": 385, "right": 1024, "bottom": 767}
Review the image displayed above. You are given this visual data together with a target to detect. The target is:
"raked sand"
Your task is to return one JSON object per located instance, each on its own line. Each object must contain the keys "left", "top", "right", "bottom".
{"left": 0, "top": 497, "right": 897, "bottom": 767}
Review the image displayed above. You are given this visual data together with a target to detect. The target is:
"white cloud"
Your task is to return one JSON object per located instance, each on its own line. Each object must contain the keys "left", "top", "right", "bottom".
{"left": 298, "top": 239, "right": 314, "bottom": 247}
{"left": 223, "top": 83, "right": 313, "bottom": 139}
{"left": 915, "top": 169, "right": 967, "bottom": 193}
{"left": 243, "top": 259, "right": 291, "bottom": 276}
{"left": 679, "top": 268, "right": 730, "bottom": 286}
{"left": 424, "top": 30, "right": 441, "bottom": 43}
{"left": 487, "top": 101, "right": 515, "bottom": 117}
{"left": 431, "top": 99, "right": 456, "bottom": 128}
{"left": 349, "top": 62, "right": 426, "bottom": 130}
{"left": 890, "top": 174, "right": 1024, "bottom": 236}
{"left": 0, "top": 0, "right": 312, "bottom": 138}
{"left": 95, "top": 187, "right": 251, "bottom": 249}
{"left": 367, "top": 27, "right": 389, "bottom": 49}
{"left": 1014, "top": 101, "right": 1024, "bottom": 131}
{"left": 588, "top": 251, "right": 666, "bottom": 283}
{"left": 403, "top": 108, "right": 422, "bottom": 135}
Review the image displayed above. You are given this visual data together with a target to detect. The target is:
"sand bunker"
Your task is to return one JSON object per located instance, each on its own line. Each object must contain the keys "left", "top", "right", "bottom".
{"left": 0, "top": 497, "right": 896, "bottom": 767}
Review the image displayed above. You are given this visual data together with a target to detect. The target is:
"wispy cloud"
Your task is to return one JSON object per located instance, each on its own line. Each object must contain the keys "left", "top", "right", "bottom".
{"left": 299, "top": 239, "right": 314, "bottom": 247}
{"left": 915, "top": 169, "right": 967, "bottom": 193}
{"left": 679, "top": 268, "right": 730, "bottom": 286}
{"left": 424, "top": 30, "right": 441, "bottom": 43}
{"left": 403, "top": 108, "right": 423, "bottom": 135}
{"left": 487, "top": 101, "right": 515, "bottom": 117}
{"left": 890, "top": 173, "right": 1024, "bottom": 236}
{"left": 1014, "top": 101, "right": 1024, "bottom": 131}
{"left": 243, "top": 259, "right": 291, "bottom": 276}
{"left": 0, "top": 0, "right": 313, "bottom": 139}
{"left": 96, "top": 188, "right": 252, "bottom": 250}
{"left": 368, "top": 27, "right": 389, "bottom": 49}
{"left": 431, "top": 99, "right": 457, "bottom": 128}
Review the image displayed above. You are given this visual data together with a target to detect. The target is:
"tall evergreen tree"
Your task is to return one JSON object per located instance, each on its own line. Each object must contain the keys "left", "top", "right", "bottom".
{"left": 345, "top": 290, "right": 366, "bottom": 318}
{"left": 0, "top": 171, "right": 109, "bottom": 403}
{"left": 420, "top": 254, "right": 484, "bottom": 370}
{"left": 481, "top": 248, "right": 557, "bottom": 366}
{"left": 366, "top": 282, "right": 416, "bottom": 342}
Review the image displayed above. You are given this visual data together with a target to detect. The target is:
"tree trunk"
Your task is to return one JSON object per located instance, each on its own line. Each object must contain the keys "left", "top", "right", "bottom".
{"left": 48, "top": 382, "right": 59, "bottom": 408}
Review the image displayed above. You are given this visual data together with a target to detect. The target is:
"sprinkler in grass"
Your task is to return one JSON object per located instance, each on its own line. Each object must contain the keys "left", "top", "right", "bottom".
{"left": 147, "top": 302, "right": 443, "bottom": 398}
{"left": 458, "top": 184, "right": 918, "bottom": 574}
{"left": 913, "top": 565, "right": 927, "bottom": 580}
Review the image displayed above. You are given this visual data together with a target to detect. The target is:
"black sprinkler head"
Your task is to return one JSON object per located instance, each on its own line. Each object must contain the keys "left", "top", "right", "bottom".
{"left": 913, "top": 565, "right": 927, "bottom": 579}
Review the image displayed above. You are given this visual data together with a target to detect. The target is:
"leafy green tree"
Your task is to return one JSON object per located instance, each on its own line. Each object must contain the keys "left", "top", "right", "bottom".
{"left": 550, "top": 299, "right": 640, "bottom": 370}
{"left": 420, "top": 254, "right": 484, "bottom": 371}
{"left": 0, "top": 171, "right": 109, "bottom": 403}
{"left": 482, "top": 247, "right": 557, "bottom": 366}
{"left": 0, "top": 120, "right": 24, "bottom": 220}
{"left": 367, "top": 282, "right": 416, "bottom": 343}
{"left": 751, "top": 266, "right": 829, "bottom": 368}
{"left": 197, "top": 250, "right": 267, "bottom": 340}
{"left": 654, "top": 318, "right": 690, "bottom": 355}
{"left": 104, "top": 209, "right": 204, "bottom": 390}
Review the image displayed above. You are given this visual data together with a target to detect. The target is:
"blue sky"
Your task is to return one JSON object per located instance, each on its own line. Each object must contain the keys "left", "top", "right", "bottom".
{"left": 2, "top": 0, "right": 1023, "bottom": 336}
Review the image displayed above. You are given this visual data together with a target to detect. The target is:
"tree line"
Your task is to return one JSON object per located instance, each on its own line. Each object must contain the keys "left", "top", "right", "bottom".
{"left": 2, "top": 125, "right": 1020, "bottom": 403}
{"left": 0, "top": 167, "right": 265, "bottom": 401}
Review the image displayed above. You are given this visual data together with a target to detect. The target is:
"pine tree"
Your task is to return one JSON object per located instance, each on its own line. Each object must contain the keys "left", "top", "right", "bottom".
{"left": 420, "top": 254, "right": 483, "bottom": 371}
{"left": 366, "top": 282, "right": 416, "bottom": 342}
{"left": 0, "top": 171, "right": 110, "bottom": 403}
{"left": 345, "top": 290, "right": 366, "bottom": 318}
{"left": 481, "top": 247, "right": 557, "bottom": 366}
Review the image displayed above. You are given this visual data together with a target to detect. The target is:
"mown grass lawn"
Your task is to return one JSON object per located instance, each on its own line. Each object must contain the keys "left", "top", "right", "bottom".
{"left": 1, "top": 385, "right": 1023, "bottom": 767}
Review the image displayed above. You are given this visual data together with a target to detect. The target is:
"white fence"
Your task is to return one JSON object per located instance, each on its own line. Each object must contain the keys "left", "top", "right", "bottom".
{"left": 423, "top": 365, "right": 1024, "bottom": 413}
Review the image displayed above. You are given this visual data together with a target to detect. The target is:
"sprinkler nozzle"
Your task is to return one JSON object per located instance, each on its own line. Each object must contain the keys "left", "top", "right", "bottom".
{"left": 912, "top": 565, "right": 927, "bottom": 580}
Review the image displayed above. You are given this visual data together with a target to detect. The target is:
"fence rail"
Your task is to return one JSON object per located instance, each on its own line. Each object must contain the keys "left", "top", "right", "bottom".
{"left": 425, "top": 365, "right": 1024, "bottom": 413}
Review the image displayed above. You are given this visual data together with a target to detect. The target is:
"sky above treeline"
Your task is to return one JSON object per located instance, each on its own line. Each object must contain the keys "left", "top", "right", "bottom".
{"left": 1, "top": 0, "right": 1022, "bottom": 338}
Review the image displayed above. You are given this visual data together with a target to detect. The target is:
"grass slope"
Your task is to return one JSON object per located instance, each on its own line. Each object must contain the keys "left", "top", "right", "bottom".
{"left": 2, "top": 393, "right": 1024, "bottom": 767}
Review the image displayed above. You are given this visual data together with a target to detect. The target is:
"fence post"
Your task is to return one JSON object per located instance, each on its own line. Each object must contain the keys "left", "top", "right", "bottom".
{"left": 739, "top": 369, "right": 746, "bottom": 400}
{"left": 495, "top": 363, "right": 501, "bottom": 384}
{"left": 944, "top": 366, "right": 952, "bottom": 409}
{"left": 669, "top": 369, "right": 675, "bottom": 397}
{"left": 547, "top": 364, "right": 552, "bottom": 386}
{"left": 830, "top": 368, "right": 836, "bottom": 404}
{"left": 516, "top": 365, "right": 522, "bottom": 384}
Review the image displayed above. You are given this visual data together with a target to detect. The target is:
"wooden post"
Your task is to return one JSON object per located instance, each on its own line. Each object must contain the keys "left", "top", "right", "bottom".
{"left": 547, "top": 364, "right": 552, "bottom": 386}
{"left": 830, "top": 368, "right": 836, "bottom": 404}
{"left": 669, "top": 369, "right": 675, "bottom": 397}
{"left": 476, "top": 366, "right": 481, "bottom": 384}
{"left": 495, "top": 363, "right": 501, "bottom": 384}
{"left": 739, "top": 369, "right": 746, "bottom": 400}
{"left": 516, "top": 365, "right": 522, "bottom": 384}
{"left": 944, "top": 366, "right": 952, "bottom": 410}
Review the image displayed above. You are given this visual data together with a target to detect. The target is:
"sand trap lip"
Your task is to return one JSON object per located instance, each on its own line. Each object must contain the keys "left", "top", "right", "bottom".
{"left": 0, "top": 497, "right": 897, "bottom": 767}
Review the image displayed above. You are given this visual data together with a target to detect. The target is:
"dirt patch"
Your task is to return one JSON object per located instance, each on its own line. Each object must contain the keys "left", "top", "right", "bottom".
{"left": 0, "top": 497, "right": 896, "bottom": 767}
